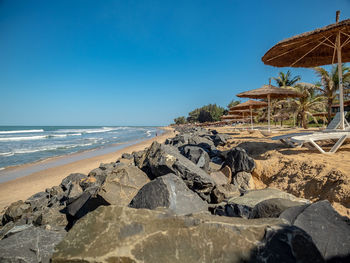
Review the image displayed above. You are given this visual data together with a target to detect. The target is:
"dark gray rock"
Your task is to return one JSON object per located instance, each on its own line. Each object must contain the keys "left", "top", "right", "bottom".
{"left": 25, "top": 191, "right": 48, "bottom": 211}
{"left": 97, "top": 165, "right": 150, "bottom": 206}
{"left": 133, "top": 149, "right": 148, "bottom": 168}
{"left": 99, "top": 162, "right": 116, "bottom": 171}
{"left": 214, "top": 203, "right": 253, "bottom": 219}
{"left": 210, "top": 184, "right": 240, "bottom": 203}
{"left": 46, "top": 186, "right": 65, "bottom": 206}
{"left": 2, "top": 200, "right": 31, "bottom": 225}
{"left": 179, "top": 145, "right": 210, "bottom": 171}
{"left": 52, "top": 205, "right": 298, "bottom": 263}
{"left": 250, "top": 198, "right": 306, "bottom": 219}
{"left": 253, "top": 225, "right": 324, "bottom": 263}
{"left": 0, "top": 226, "right": 66, "bottom": 263}
{"left": 141, "top": 142, "right": 215, "bottom": 202}
{"left": 122, "top": 153, "right": 133, "bottom": 160}
{"left": 32, "top": 206, "right": 68, "bottom": 227}
{"left": 212, "top": 134, "right": 231, "bottom": 146}
{"left": 280, "top": 200, "right": 350, "bottom": 261}
{"left": 87, "top": 168, "right": 109, "bottom": 187}
{"left": 129, "top": 173, "right": 208, "bottom": 215}
{"left": 221, "top": 147, "right": 255, "bottom": 175}
{"left": 60, "top": 173, "right": 87, "bottom": 191}
{"left": 233, "top": 171, "right": 255, "bottom": 191}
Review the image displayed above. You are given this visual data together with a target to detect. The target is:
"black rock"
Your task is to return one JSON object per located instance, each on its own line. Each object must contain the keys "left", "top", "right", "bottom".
{"left": 141, "top": 142, "right": 215, "bottom": 202}
{"left": 179, "top": 145, "right": 210, "bottom": 171}
{"left": 0, "top": 226, "right": 66, "bottom": 263}
{"left": 221, "top": 147, "right": 255, "bottom": 175}
{"left": 214, "top": 203, "right": 252, "bottom": 219}
{"left": 280, "top": 200, "right": 350, "bottom": 261}
{"left": 25, "top": 191, "right": 49, "bottom": 211}
{"left": 250, "top": 198, "right": 306, "bottom": 219}
{"left": 253, "top": 225, "right": 324, "bottom": 263}
{"left": 212, "top": 134, "right": 231, "bottom": 146}
{"left": 60, "top": 173, "right": 87, "bottom": 191}
{"left": 129, "top": 173, "right": 208, "bottom": 215}
{"left": 122, "top": 153, "right": 134, "bottom": 160}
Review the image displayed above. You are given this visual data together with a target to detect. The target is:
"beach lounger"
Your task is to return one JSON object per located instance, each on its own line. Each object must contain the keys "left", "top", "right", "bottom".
{"left": 290, "top": 131, "right": 350, "bottom": 154}
{"left": 271, "top": 111, "right": 349, "bottom": 147}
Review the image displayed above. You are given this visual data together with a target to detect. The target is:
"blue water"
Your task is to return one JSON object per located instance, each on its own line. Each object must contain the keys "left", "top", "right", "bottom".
{"left": 0, "top": 126, "right": 161, "bottom": 169}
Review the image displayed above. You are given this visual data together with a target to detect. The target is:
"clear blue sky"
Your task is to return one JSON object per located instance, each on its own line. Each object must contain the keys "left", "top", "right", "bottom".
{"left": 1, "top": 0, "right": 349, "bottom": 126}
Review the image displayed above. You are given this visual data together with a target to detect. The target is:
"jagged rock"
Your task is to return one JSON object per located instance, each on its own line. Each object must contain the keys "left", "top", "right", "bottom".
{"left": 66, "top": 182, "right": 83, "bottom": 200}
{"left": 210, "top": 184, "right": 240, "bottom": 203}
{"left": 122, "top": 153, "right": 133, "bottom": 160}
{"left": 60, "top": 173, "right": 87, "bottom": 191}
{"left": 220, "top": 165, "right": 232, "bottom": 180}
{"left": 209, "top": 161, "right": 222, "bottom": 171}
{"left": 0, "top": 223, "right": 33, "bottom": 240}
{"left": 253, "top": 225, "right": 324, "bottom": 263}
{"left": 32, "top": 206, "right": 68, "bottom": 227}
{"left": 213, "top": 188, "right": 308, "bottom": 219}
{"left": 117, "top": 157, "right": 134, "bottom": 166}
{"left": 52, "top": 205, "right": 323, "bottom": 263}
{"left": 129, "top": 173, "right": 208, "bottom": 215}
{"left": 46, "top": 186, "right": 65, "bottom": 206}
{"left": 25, "top": 191, "right": 49, "bottom": 211}
{"left": 188, "top": 135, "right": 216, "bottom": 153}
{"left": 2, "top": 200, "right": 31, "bottom": 225}
{"left": 0, "top": 226, "right": 66, "bottom": 263}
{"left": 210, "top": 171, "right": 230, "bottom": 185}
{"left": 221, "top": 147, "right": 255, "bottom": 175}
{"left": 212, "top": 134, "right": 231, "bottom": 146}
{"left": 250, "top": 198, "right": 306, "bottom": 219}
{"left": 141, "top": 142, "right": 215, "bottom": 202}
{"left": 280, "top": 200, "right": 350, "bottom": 261}
{"left": 179, "top": 145, "right": 210, "bottom": 171}
{"left": 233, "top": 171, "right": 255, "bottom": 191}
{"left": 87, "top": 168, "right": 109, "bottom": 186}
{"left": 228, "top": 188, "right": 308, "bottom": 209}
{"left": 133, "top": 149, "right": 147, "bottom": 168}
{"left": 79, "top": 176, "right": 99, "bottom": 191}
{"left": 97, "top": 165, "right": 150, "bottom": 206}
{"left": 99, "top": 162, "right": 116, "bottom": 171}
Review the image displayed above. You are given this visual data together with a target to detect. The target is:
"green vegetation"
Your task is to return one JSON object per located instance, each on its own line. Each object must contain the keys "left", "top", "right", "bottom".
{"left": 173, "top": 116, "right": 187, "bottom": 125}
{"left": 227, "top": 100, "right": 241, "bottom": 109}
{"left": 174, "top": 104, "right": 226, "bottom": 124}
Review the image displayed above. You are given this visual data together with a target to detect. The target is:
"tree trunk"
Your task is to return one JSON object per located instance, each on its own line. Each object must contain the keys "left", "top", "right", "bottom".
{"left": 327, "top": 98, "right": 333, "bottom": 124}
{"left": 302, "top": 112, "right": 308, "bottom": 129}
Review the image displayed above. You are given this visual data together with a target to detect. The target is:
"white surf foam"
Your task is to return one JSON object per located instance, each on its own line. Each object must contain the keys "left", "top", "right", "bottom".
{"left": 0, "top": 135, "right": 47, "bottom": 142}
{"left": 0, "top": 129, "right": 44, "bottom": 134}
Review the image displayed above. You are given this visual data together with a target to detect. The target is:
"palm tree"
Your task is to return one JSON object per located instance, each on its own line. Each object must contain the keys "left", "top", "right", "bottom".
{"left": 273, "top": 70, "right": 301, "bottom": 87}
{"left": 314, "top": 64, "right": 350, "bottom": 123}
{"left": 278, "top": 83, "right": 325, "bottom": 129}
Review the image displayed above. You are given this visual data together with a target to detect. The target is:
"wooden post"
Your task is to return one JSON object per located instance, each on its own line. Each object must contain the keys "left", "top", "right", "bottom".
{"left": 336, "top": 11, "right": 345, "bottom": 130}
{"left": 268, "top": 78, "right": 271, "bottom": 132}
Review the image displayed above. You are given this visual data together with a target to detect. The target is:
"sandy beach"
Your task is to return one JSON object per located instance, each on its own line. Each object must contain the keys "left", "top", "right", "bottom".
{"left": 0, "top": 127, "right": 175, "bottom": 212}
{"left": 211, "top": 125, "right": 350, "bottom": 217}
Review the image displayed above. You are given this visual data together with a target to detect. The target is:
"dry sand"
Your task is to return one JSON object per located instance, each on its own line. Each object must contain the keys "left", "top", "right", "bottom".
{"left": 213, "top": 125, "right": 350, "bottom": 217}
{"left": 0, "top": 127, "right": 175, "bottom": 212}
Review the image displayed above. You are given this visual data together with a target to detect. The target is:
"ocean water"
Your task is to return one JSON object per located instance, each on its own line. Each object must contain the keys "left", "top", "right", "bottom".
{"left": 0, "top": 126, "right": 161, "bottom": 170}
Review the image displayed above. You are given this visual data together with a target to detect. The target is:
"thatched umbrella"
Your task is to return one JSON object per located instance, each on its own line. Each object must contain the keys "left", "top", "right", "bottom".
{"left": 262, "top": 11, "right": 350, "bottom": 130}
{"left": 230, "top": 100, "right": 267, "bottom": 129}
{"left": 237, "top": 82, "right": 302, "bottom": 131}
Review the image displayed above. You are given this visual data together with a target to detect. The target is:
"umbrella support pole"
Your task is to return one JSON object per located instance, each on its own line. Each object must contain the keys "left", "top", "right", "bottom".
{"left": 250, "top": 106, "right": 253, "bottom": 130}
{"left": 268, "top": 94, "right": 271, "bottom": 132}
{"left": 337, "top": 31, "right": 345, "bottom": 130}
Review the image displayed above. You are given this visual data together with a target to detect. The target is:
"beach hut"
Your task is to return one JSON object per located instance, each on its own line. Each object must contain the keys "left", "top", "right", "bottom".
{"left": 262, "top": 11, "right": 350, "bottom": 130}
{"left": 236, "top": 83, "right": 302, "bottom": 131}
{"left": 230, "top": 100, "right": 267, "bottom": 129}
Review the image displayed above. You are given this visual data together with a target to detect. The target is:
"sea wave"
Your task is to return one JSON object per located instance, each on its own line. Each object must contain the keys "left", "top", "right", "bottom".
{"left": 0, "top": 129, "right": 44, "bottom": 134}
{"left": 0, "top": 135, "right": 47, "bottom": 142}
{"left": 55, "top": 127, "right": 129, "bottom": 134}
{"left": 1, "top": 142, "right": 95, "bottom": 156}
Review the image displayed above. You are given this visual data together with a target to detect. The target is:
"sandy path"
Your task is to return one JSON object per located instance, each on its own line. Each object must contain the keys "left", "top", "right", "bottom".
{"left": 0, "top": 127, "right": 175, "bottom": 212}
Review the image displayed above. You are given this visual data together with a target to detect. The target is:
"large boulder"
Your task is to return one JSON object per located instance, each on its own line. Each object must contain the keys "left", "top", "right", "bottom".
{"left": 25, "top": 191, "right": 49, "bottom": 211}
{"left": 233, "top": 171, "right": 255, "bottom": 191}
{"left": 212, "top": 133, "right": 231, "bottom": 146}
{"left": 250, "top": 198, "right": 306, "bottom": 219}
{"left": 60, "top": 173, "right": 86, "bottom": 192}
{"left": 97, "top": 164, "right": 150, "bottom": 206}
{"left": 141, "top": 142, "right": 215, "bottom": 202}
{"left": 129, "top": 173, "right": 208, "bottom": 215}
{"left": 179, "top": 145, "right": 210, "bottom": 171}
{"left": 221, "top": 147, "right": 255, "bottom": 175}
{"left": 0, "top": 226, "right": 66, "bottom": 263}
{"left": 52, "top": 205, "right": 323, "bottom": 263}
{"left": 280, "top": 200, "right": 350, "bottom": 261}
{"left": 1, "top": 200, "right": 31, "bottom": 225}
{"left": 213, "top": 188, "right": 308, "bottom": 219}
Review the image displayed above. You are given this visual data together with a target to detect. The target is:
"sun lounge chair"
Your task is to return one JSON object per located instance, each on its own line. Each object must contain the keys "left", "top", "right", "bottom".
{"left": 289, "top": 131, "right": 350, "bottom": 154}
{"left": 271, "top": 111, "right": 349, "bottom": 147}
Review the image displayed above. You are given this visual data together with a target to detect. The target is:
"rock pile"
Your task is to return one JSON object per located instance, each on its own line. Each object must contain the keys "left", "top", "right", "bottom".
{"left": 0, "top": 127, "right": 349, "bottom": 263}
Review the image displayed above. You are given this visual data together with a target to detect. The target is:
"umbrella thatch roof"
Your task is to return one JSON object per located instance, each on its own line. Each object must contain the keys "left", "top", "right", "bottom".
{"left": 230, "top": 100, "right": 268, "bottom": 110}
{"left": 221, "top": 115, "right": 244, "bottom": 120}
{"left": 228, "top": 110, "right": 258, "bottom": 116}
{"left": 262, "top": 18, "right": 350, "bottom": 67}
{"left": 237, "top": 85, "right": 303, "bottom": 99}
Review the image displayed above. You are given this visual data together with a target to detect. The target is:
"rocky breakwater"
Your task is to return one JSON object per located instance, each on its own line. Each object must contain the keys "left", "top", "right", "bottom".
{"left": 0, "top": 126, "right": 349, "bottom": 262}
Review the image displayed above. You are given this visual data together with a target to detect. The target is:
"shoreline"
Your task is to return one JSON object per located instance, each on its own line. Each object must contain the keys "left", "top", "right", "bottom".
{"left": 0, "top": 127, "right": 175, "bottom": 212}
